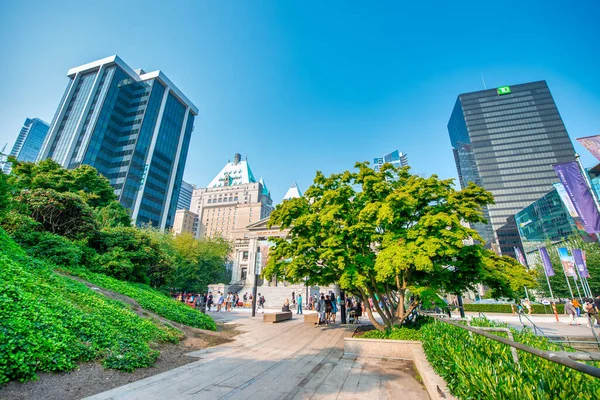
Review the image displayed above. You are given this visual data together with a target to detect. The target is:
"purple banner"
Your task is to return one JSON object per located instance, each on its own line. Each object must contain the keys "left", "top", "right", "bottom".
{"left": 539, "top": 247, "right": 554, "bottom": 277}
{"left": 553, "top": 161, "right": 600, "bottom": 234}
{"left": 514, "top": 247, "right": 527, "bottom": 267}
{"left": 577, "top": 135, "right": 600, "bottom": 162}
{"left": 572, "top": 248, "right": 591, "bottom": 278}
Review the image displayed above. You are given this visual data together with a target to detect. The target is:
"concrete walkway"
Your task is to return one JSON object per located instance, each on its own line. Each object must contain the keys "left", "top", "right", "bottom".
{"left": 86, "top": 309, "right": 428, "bottom": 400}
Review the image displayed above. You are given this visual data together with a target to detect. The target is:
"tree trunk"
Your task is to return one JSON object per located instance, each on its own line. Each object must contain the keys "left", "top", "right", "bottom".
{"left": 397, "top": 300, "right": 419, "bottom": 326}
{"left": 358, "top": 288, "right": 385, "bottom": 331}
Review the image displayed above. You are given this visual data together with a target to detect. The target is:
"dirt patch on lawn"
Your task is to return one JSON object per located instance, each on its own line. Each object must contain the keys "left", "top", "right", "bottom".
{"left": 0, "top": 275, "right": 241, "bottom": 400}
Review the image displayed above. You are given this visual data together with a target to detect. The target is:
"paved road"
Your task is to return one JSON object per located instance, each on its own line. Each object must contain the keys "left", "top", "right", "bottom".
{"left": 87, "top": 309, "right": 428, "bottom": 400}
{"left": 464, "top": 312, "right": 600, "bottom": 338}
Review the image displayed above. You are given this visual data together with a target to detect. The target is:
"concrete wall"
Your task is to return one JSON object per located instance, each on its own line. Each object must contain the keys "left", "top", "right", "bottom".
{"left": 344, "top": 338, "right": 455, "bottom": 400}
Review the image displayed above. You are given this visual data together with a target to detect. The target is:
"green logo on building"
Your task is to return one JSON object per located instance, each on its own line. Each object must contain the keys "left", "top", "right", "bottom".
{"left": 497, "top": 86, "right": 511, "bottom": 95}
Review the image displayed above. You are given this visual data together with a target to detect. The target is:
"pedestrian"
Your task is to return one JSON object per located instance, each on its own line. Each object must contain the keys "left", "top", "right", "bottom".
{"left": 325, "top": 295, "right": 333, "bottom": 323}
{"left": 330, "top": 293, "right": 337, "bottom": 323}
{"left": 565, "top": 300, "right": 579, "bottom": 325}
{"left": 282, "top": 298, "right": 291, "bottom": 312}
{"left": 572, "top": 298, "right": 581, "bottom": 317}
{"left": 207, "top": 293, "right": 214, "bottom": 311}
{"left": 217, "top": 292, "right": 224, "bottom": 312}
{"left": 523, "top": 299, "right": 532, "bottom": 315}
{"left": 308, "top": 295, "right": 314, "bottom": 311}
{"left": 292, "top": 291, "right": 296, "bottom": 305}
{"left": 297, "top": 293, "right": 303, "bottom": 314}
{"left": 584, "top": 299, "right": 600, "bottom": 327}
{"left": 319, "top": 295, "right": 328, "bottom": 325}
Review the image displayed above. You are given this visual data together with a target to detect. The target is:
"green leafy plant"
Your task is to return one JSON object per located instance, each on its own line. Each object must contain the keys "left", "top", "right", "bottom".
{"left": 61, "top": 267, "right": 217, "bottom": 331}
{"left": 0, "top": 228, "right": 182, "bottom": 386}
{"left": 421, "top": 317, "right": 600, "bottom": 399}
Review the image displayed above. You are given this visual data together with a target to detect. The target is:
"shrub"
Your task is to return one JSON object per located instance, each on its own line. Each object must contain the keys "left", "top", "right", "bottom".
{"left": 421, "top": 317, "right": 600, "bottom": 399}
{"left": 0, "top": 228, "right": 182, "bottom": 386}
{"left": 463, "top": 303, "right": 564, "bottom": 314}
{"left": 361, "top": 326, "right": 422, "bottom": 341}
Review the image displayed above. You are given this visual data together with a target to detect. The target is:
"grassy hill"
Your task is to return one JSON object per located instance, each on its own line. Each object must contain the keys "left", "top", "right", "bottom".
{"left": 0, "top": 228, "right": 202, "bottom": 385}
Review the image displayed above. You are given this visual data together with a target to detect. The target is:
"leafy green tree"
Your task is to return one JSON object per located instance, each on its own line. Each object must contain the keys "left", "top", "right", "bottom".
{"left": 16, "top": 188, "right": 97, "bottom": 239}
{"left": 264, "top": 162, "right": 535, "bottom": 330}
{"left": 171, "top": 233, "right": 232, "bottom": 293}
{"left": 94, "top": 200, "right": 132, "bottom": 228}
{"left": 87, "top": 227, "right": 162, "bottom": 284}
{"left": 9, "top": 159, "right": 116, "bottom": 208}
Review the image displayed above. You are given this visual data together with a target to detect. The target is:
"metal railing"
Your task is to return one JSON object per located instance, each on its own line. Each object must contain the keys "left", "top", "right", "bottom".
{"left": 424, "top": 313, "right": 600, "bottom": 378}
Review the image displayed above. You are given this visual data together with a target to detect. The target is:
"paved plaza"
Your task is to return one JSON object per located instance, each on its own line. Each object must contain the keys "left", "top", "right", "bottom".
{"left": 87, "top": 309, "right": 428, "bottom": 400}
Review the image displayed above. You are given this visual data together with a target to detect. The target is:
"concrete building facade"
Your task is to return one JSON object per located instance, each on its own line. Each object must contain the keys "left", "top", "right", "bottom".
{"left": 172, "top": 209, "right": 199, "bottom": 236}
{"left": 189, "top": 153, "right": 273, "bottom": 241}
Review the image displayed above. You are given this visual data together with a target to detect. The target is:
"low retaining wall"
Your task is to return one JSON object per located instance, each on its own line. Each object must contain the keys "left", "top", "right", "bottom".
{"left": 344, "top": 338, "right": 454, "bottom": 400}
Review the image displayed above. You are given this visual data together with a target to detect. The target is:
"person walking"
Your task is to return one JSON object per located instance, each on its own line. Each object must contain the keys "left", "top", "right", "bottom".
{"left": 565, "top": 300, "right": 579, "bottom": 325}
{"left": 572, "top": 298, "right": 582, "bottom": 317}
{"left": 297, "top": 294, "right": 303, "bottom": 314}
{"left": 207, "top": 293, "right": 214, "bottom": 311}
{"left": 325, "top": 295, "right": 333, "bottom": 324}
{"left": 584, "top": 299, "right": 600, "bottom": 327}
{"left": 217, "top": 292, "right": 224, "bottom": 312}
{"left": 308, "top": 295, "right": 314, "bottom": 311}
{"left": 318, "top": 295, "right": 327, "bottom": 325}
{"left": 330, "top": 293, "right": 337, "bottom": 323}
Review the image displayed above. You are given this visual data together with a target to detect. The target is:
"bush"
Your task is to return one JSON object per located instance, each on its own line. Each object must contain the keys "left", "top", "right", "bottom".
{"left": 361, "top": 326, "right": 422, "bottom": 341}
{"left": 463, "top": 303, "right": 564, "bottom": 314}
{"left": 421, "top": 317, "right": 600, "bottom": 399}
{"left": 62, "top": 268, "right": 217, "bottom": 331}
{"left": 0, "top": 228, "right": 182, "bottom": 385}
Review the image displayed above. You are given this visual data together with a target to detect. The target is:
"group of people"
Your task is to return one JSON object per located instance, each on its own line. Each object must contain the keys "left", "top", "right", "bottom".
{"left": 564, "top": 295, "right": 600, "bottom": 327}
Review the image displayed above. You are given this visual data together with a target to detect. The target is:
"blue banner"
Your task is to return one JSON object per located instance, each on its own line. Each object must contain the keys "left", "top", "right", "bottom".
{"left": 553, "top": 161, "right": 600, "bottom": 234}
{"left": 558, "top": 247, "right": 577, "bottom": 278}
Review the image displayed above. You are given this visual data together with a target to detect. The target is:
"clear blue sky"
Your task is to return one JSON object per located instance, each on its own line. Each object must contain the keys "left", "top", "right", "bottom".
{"left": 1, "top": 1, "right": 599, "bottom": 202}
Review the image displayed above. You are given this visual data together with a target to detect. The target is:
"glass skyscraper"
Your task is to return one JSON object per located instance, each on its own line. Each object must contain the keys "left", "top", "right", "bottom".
{"left": 373, "top": 149, "right": 408, "bottom": 172}
{"left": 2, "top": 118, "right": 50, "bottom": 174}
{"left": 176, "top": 180, "right": 194, "bottom": 210}
{"left": 38, "top": 55, "right": 198, "bottom": 229}
{"left": 448, "top": 81, "right": 575, "bottom": 257}
{"left": 515, "top": 188, "right": 585, "bottom": 256}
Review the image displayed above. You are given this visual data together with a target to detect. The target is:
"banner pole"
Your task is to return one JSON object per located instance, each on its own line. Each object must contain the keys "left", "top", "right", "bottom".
{"left": 541, "top": 255, "right": 559, "bottom": 322}
{"left": 558, "top": 248, "right": 575, "bottom": 299}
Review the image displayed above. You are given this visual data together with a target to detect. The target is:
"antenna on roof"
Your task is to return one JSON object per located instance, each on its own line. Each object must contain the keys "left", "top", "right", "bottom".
{"left": 481, "top": 75, "right": 487, "bottom": 90}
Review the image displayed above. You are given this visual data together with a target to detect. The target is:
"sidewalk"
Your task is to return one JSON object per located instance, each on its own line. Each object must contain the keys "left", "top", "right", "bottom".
{"left": 86, "top": 309, "right": 428, "bottom": 399}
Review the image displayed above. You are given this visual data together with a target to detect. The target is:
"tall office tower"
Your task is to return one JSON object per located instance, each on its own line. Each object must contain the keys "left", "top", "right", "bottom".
{"left": 2, "top": 118, "right": 50, "bottom": 173}
{"left": 38, "top": 56, "right": 198, "bottom": 229}
{"left": 177, "top": 180, "right": 194, "bottom": 210}
{"left": 373, "top": 149, "right": 408, "bottom": 172}
{"left": 187, "top": 153, "right": 274, "bottom": 240}
{"left": 448, "top": 81, "right": 575, "bottom": 257}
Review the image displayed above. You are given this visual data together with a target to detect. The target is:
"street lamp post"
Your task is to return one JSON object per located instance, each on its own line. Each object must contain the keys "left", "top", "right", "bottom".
{"left": 251, "top": 249, "right": 261, "bottom": 317}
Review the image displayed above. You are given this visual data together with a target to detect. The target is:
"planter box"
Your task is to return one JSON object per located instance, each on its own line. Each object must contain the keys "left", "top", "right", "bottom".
{"left": 344, "top": 338, "right": 454, "bottom": 400}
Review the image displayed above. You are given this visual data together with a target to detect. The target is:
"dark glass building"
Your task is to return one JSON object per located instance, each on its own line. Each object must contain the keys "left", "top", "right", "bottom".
{"left": 38, "top": 56, "right": 198, "bottom": 229}
{"left": 515, "top": 187, "right": 583, "bottom": 256}
{"left": 2, "top": 118, "right": 50, "bottom": 174}
{"left": 448, "top": 81, "right": 575, "bottom": 257}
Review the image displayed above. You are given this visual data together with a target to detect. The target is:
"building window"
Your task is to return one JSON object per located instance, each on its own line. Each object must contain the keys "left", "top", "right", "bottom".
{"left": 242, "top": 251, "right": 248, "bottom": 261}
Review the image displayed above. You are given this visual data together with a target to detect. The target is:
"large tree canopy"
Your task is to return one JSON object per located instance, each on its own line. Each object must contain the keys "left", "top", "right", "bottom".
{"left": 264, "top": 162, "right": 536, "bottom": 330}
{"left": 9, "top": 158, "right": 117, "bottom": 208}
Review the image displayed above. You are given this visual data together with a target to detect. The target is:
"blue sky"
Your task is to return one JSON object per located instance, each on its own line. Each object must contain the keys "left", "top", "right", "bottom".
{"left": 1, "top": 1, "right": 599, "bottom": 202}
